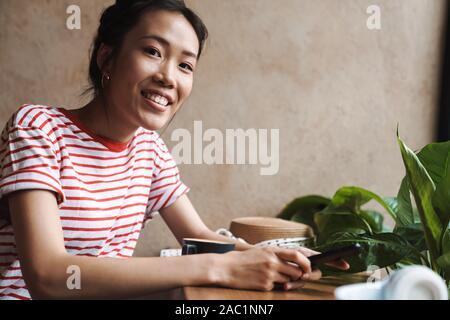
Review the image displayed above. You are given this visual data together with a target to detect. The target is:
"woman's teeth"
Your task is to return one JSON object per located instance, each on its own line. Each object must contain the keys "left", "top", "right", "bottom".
{"left": 142, "top": 92, "right": 169, "bottom": 107}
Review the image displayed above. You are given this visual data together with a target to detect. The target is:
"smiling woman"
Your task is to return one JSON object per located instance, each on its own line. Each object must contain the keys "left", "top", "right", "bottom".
{"left": 0, "top": 0, "right": 348, "bottom": 300}
{"left": 80, "top": 0, "right": 207, "bottom": 139}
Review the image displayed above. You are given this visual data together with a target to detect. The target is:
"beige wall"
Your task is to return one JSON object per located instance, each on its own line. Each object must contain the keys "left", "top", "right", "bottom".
{"left": 0, "top": 0, "right": 447, "bottom": 256}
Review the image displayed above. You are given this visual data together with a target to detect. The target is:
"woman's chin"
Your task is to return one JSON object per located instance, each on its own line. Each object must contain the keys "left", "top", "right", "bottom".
{"left": 140, "top": 119, "right": 168, "bottom": 132}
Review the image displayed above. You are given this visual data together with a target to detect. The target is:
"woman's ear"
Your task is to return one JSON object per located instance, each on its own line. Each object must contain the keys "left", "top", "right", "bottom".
{"left": 96, "top": 43, "right": 114, "bottom": 75}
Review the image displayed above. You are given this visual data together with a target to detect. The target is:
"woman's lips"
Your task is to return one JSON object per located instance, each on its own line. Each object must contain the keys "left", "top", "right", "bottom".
{"left": 142, "top": 94, "right": 170, "bottom": 113}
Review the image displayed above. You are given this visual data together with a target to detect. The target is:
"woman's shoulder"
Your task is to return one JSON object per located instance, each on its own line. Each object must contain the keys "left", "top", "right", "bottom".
{"left": 138, "top": 128, "right": 170, "bottom": 154}
{"left": 7, "top": 104, "right": 65, "bottom": 130}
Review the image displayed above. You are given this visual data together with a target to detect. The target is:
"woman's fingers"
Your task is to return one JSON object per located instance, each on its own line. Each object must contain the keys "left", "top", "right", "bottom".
{"left": 297, "top": 246, "right": 320, "bottom": 257}
{"left": 309, "top": 269, "right": 322, "bottom": 281}
{"left": 272, "top": 248, "right": 312, "bottom": 274}
{"left": 283, "top": 280, "right": 306, "bottom": 291}
{"left": 283, "top": 270, "right": 321, "bottom": 291}
{"left": 277, "top": 260, "right": 304, "bottom": 281}
{"left": 256, "top": 247, "right": 328, "bottom": 292}
{"left": 325, "top": 258, "right": 350, "bottom": 270}
{"left": 273, "top": 271, "right": 292, "bottom": 285}
{"left": 297, "top": 247, "right": 351, "bottom": 271}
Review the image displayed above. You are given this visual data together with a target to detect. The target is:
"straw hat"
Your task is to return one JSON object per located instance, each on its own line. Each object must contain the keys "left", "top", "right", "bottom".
{"left": 229, "top": 217, "right": 314, "bottom": 245}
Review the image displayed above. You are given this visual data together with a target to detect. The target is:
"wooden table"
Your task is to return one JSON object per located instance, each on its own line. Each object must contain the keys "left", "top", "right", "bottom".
{"left": 142, "top": 273, "right": 369, "bottom": 300}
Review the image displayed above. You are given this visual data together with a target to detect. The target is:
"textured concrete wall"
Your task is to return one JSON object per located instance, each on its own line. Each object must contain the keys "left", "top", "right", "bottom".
{"left": 0, "top": 0, "right": 447, "bottom": 257}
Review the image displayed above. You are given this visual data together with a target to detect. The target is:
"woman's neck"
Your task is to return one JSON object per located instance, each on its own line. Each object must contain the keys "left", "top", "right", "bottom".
{"left": 74, "top": 97, "right": 138, "bottom": 143}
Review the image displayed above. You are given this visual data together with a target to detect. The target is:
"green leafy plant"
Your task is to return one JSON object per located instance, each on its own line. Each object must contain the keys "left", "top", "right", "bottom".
{"left": 277, "top": 132, "right": 450, "bottom": 288}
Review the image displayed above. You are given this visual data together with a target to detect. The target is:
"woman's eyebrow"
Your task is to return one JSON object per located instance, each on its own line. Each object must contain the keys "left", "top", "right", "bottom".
{"left": 139, "top": 35, "right": 198, "bottom": 59}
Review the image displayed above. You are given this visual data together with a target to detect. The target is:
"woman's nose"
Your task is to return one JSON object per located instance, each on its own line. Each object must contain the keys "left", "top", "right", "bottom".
{"left": 153, "top": 63, "right": 176, "bottom": 88}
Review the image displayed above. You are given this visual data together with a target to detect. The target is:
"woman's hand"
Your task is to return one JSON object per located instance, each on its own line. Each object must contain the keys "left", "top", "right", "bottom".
{"left": 280, "top": 246, "right": 351, "bottom": 291}
{"left": 297, "top": 246, "right": 351, "bottom": 270}
{"left": 214, "top": 246, "right": 316, "bottom": 292}
{"left": 212, "top": 246, "right": 351, "bottom": 292}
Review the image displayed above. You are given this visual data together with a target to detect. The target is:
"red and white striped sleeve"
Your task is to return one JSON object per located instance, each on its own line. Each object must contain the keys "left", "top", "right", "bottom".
{"left": 146, "top": 137, "right": 189, "bottom": 219}
{"left": 0, "top": 125, "right": 65, "bottom": 205}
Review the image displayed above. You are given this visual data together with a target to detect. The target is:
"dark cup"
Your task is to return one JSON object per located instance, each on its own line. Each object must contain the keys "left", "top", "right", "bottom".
{"left": 181, "top": 238, "right": 235, "bottom": 255}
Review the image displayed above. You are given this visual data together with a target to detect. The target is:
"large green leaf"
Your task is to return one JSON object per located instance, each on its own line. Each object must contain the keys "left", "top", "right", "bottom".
{"left": 314, "top": 232, "right": 414, "bottom": 275}
{"left": 360, "top": 210, "right": 384, "bottom": 233}
{"left": 431, "top": 152, "right": 450, "bottom": 235}
{"left": 314, "top": 210, "right": 370, "bottom": 244}
{"left": 416, "top": 140, "right": 450, "bottom": 185}
{"left": 394, "top": 223, "right": 427, "bottom": 252}
{"left": 415, "top": 140, "right": 450, "bottom": 234}
{"left": 330, "top": 186, "right": 397, "bottom": 221}
{"left": 437, "top": 252, "right": 450, "bottom": 280}
{"left": 396, "top": 178, "right": 416, "bottom": 226}
{"left": 442, "top": 229, "right": 450, "bottom": 254}
{"left": 314, "top": 187, "right": 395, "bottom": 244}
{"left": 277, "top": 195, "right": 330, "bottom": 234}
{"left": 383, "top": 196, "right": 399, "bottom": 219}
{"left": 397, "top": 134, "right": 443, "bottom": 261}
{"left": 394, "top": 223, "right": 430, "bottom": 267}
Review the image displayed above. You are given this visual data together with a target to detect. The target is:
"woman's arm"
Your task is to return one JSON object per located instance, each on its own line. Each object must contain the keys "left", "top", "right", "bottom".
{"left": 160, "top": 195, "right": 350, "bottom": 272}
{"left": 9, "top": 190, "right": 313, "bottom": 299}
{"left": 159, "top": 194, "right": 254, "bottom": 251}
{"left": 8, "top": 190, "right": 219, "bottom": 299}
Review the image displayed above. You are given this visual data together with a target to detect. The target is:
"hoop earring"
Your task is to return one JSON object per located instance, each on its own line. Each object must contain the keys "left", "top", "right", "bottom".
{"left": 101, "top": 73, "right": 111, "bottom": 89}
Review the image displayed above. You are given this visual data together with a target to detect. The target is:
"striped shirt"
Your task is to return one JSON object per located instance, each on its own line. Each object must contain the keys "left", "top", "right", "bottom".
{"left": 0, "top": 104, "right": 189, "bottom": 300}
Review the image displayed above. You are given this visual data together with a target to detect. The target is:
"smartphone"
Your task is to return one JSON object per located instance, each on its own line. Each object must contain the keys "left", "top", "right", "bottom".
{"left": 309, "top": 244, "right": 361, "bottom": 268}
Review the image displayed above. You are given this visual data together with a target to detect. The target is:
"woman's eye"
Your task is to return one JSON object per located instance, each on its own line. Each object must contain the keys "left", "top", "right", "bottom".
{"left": 180, "top": 63, "right": 194, "bottom": 72}
{"left": 144, "top": 48, "right": 161, "bottom": 57}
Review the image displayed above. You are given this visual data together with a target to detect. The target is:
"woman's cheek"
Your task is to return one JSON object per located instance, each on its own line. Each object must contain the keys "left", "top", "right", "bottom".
{"left": 123, "top": 53, "right": 153, "bottom": 79}
{"left": 180, "top": 77, "right": 194, "bottom": 100}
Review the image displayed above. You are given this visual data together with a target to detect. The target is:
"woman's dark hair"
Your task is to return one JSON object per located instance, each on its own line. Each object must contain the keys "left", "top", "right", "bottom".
{"left": 87, "top": 0, "right": 208, "bottom": 97}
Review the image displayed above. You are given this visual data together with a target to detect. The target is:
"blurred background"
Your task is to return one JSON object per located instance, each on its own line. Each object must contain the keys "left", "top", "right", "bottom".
{"left": 0, "top": 0, "right": 448, "bottom": 256}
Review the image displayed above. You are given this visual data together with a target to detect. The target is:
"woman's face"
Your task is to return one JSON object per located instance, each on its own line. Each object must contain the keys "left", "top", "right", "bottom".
{"left": 104, "top": 10, "right": 200, "bottom": 131}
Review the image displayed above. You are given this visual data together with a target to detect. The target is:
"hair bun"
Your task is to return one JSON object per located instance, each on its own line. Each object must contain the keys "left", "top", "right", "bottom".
{"left": 115, "top": 0, "right": 187, "bottom": 10}
{"left": 115, "top": 0, "right": 139, "bottom": 9}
